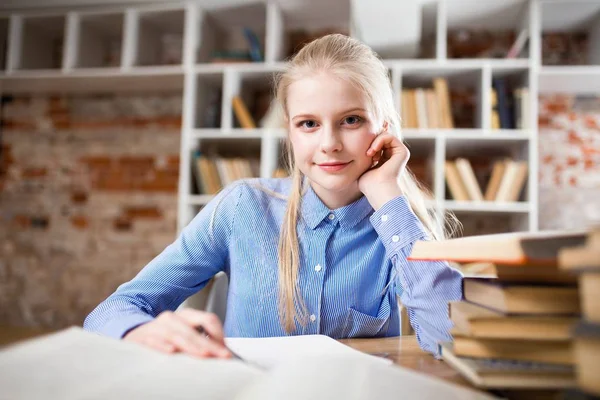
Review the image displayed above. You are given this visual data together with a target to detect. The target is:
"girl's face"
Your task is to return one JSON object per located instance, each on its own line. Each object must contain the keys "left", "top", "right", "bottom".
{"left": 286, "top": 72, "right": 380, "bottom": 208}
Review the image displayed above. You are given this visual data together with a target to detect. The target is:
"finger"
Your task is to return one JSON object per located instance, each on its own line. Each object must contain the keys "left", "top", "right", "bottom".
{"left": 177, "top": 309, "right": 226, "bottom": 344}
{"left": 144, "top": 336, "right": 177, "bottom": 354}
{"left": 367, "top": 134, "right": 400, "bottom": 156}
{"left": 168, "top": 331, "right": 231, "bottom": 359}
{"left": 158, "top": 312, "right": 230, "bottom": 358}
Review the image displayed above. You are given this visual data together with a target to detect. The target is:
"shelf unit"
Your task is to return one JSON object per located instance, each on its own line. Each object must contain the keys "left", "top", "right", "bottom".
{"left": 0, "top": 0, "right": 597, "bottom": 238}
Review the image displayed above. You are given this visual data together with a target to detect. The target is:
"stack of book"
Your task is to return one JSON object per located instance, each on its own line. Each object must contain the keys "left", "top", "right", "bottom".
{"left": 491, "top": 78, "right": 530, "bottom": 130}
{"left": 445, "top": 157, "right": 528, "bottom": 202}
{"left": 559, "top": 226, "right": 600, "bottom": 397}
{"left": 409, "top": 230, "right": 590, "bottom": 389}
{"left": 401, "top": 78, "right": 454, "bottom": 129}
{"left": 192, "top": 151, "right": 260, "bottom": 194}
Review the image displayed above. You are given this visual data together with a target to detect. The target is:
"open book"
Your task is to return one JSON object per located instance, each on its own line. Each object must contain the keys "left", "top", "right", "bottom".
{"left": 0, "top": 327, "right": 497, "bottom": 400}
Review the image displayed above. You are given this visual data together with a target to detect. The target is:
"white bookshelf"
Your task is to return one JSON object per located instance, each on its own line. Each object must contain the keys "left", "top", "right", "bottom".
{"left": 0, "top": 0, "right": 597, "bottom": 238}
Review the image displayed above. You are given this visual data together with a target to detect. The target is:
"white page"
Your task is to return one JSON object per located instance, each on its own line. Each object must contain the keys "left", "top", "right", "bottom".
{"left": 236, "top": 355, "right": 499, "bottom": 400}
{"left": 225, "top": 334, "right": 392, "bottom": 370}
{"left": 0, "top": 327, "right": 262, "bottom": 400}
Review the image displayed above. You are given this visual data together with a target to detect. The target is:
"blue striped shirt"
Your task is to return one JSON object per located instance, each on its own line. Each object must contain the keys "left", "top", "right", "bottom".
{"left": 84, "top": 178, "right": 463, "bottom": 356}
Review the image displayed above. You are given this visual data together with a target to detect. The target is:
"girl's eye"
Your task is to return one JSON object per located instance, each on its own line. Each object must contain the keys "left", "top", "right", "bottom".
{"left": 299, "top": 120, "right": 318, "bottom": 129}
{"left": 343, "top": 116, "right": 362, "bottom": 125}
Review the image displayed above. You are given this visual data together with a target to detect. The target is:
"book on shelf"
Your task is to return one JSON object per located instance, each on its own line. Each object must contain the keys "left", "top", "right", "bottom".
{"left": 193, "top": 153, "right": 259, "bottom": 194}
{"left": 439, "top": 342, "right": 575, "bottom": 389}
{"left": 490, "top": 89, "right": 501, "bottom": 130}
{"left": 483, "top": 159, "right": 506, "bottom": 201}
{"left": 492, "top": 78, "right": 514, "bottom": 130}
{"left": 433, "top": 77, "right": 454, "bottom": 129}
{"left": 243, "top": 27, "right": 263, "bottom": 62}
{"left": 232, "top": 96, "right": 257, "bottom": 129}
{"left": 454, "top": 158, "right": 484, "bottom": 201}
{"left": 400, "top": 77, "right": 453, "bottom": 129}
{"left": 506, "top": 29, "right": 529, "bottom": 59}
{"left": 493, "top": 159, "right": 528, "bottom": 202}
{"left": 490, "top": 78, "right": 529, "bottom": 130}
{"left": 444, "top": 160, "right": 470, "bottom": 201}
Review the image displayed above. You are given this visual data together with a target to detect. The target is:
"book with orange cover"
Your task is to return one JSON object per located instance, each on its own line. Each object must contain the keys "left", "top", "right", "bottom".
{"left": 232, "top": 96, "right": 256, "bottom": 129}
{"left": 408, "top": 230, "right": 588, "bottom": 265}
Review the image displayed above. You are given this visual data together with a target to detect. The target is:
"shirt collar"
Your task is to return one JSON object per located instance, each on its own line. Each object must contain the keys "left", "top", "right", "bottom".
{"left": 300, "top": 181, "right": 373, "bottom": 230}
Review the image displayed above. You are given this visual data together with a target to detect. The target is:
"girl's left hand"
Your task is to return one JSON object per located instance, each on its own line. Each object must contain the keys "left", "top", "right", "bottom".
{"left": 358, "top": 133, "right": 410, "bottom": 192}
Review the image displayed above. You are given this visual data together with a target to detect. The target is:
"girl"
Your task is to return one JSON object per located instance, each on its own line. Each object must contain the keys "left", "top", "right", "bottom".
{"left": 84, "top": 34, "right": 463, "bottom": 359}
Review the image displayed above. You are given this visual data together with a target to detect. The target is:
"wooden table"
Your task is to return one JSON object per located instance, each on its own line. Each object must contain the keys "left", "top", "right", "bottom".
{"left": 340, "top": 336, "right": 472, "bottom": 387}
{"left": 341, "top": 336, "right": 562, "bottom": 400}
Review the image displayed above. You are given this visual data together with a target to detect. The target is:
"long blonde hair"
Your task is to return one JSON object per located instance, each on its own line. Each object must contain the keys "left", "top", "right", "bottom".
{"left": 274, "top": 34, "right": 460, "bottom": 333}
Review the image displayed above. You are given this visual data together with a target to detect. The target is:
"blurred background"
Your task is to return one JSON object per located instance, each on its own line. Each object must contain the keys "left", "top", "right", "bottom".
{"left": 0, "top": 0, "right": 598, "bottom": 335}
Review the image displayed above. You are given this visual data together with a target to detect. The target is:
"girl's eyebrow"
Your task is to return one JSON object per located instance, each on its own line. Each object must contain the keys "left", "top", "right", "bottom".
{"left": 291, "top": 108, "right": 367, "bottom": 121}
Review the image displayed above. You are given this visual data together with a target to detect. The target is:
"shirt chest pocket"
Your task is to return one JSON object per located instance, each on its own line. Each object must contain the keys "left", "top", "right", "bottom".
{"left": 341, "top": 307, "right": 390, "bottom": 338}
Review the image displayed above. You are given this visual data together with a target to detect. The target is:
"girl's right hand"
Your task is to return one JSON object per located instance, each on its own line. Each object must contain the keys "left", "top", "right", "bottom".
{"left": 123, "top": 308, "right": 232, "bottom": 359}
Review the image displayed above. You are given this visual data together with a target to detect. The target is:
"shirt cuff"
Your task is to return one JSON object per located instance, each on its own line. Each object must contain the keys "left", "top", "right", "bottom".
{"left": 369, "top": 195, "right": 427, "bottom": 256}
{"left": 100, "top": 312, "right": 155, "bottom": 339}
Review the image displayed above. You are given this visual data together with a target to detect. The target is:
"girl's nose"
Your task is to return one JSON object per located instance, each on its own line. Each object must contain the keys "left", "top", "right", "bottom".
{"left": 319, "top": 125, "right": 343, "bottom": 153}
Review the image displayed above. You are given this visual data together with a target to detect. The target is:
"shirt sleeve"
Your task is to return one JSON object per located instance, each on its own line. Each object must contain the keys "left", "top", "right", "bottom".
{"left": 369, "top": 195, "right": 463, "bottom": 357}
{"left": 83, "top": 182, "right": 244, "bottom": 339}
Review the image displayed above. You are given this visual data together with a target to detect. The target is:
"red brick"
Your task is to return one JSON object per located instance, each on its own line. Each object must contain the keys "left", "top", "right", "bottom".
{"left": 13, "top": 214, "right": 31, "bottom": 228}
{"left": 71, "top": 215, "right": 89, "bottom": 229}
{"left": 22, "top": 167, "right": 48, "bottom": 178}
{"left": 568, "top": 130, "right": 584, "bottom": 145}
{"left": 569, "top": 176, "right": 577, "bottom": 186}
{"left": 566, "top": 157, "right": 578, "bottom": 167}
{"left": 167, "top": 155, "right": 180, "bottom": 168}
{"left": 80, "top": 156, "right": 112, "bottom": 169}
{"left": 70, "top": 191, "right": 89, "bottom": 204}
{"left": 125, "top": 206, "right": 162, "bottom": 219}
{"left": 113, "top": 216, "right": 132, "bottom": 231}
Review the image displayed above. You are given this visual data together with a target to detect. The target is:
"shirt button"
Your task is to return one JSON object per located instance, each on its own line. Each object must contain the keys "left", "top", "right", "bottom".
{"left": 315, "top": 264, "right": 322, "bottom": 272}
{"left": 392, "top": 235, "right": 400, "bottom": 242}
{"left": 328, "top": 213, "right": 335, "bottom": 220}
{"left": 310, "top": 314, "right": 316, "bottom": 322}
{"left": 381, "top": 214, "right": 389, "bottom": 222}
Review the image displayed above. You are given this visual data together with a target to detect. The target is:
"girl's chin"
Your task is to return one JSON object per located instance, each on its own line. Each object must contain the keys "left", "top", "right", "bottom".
{"left": 308, "top": 175, "right": 359, "bottom": 192}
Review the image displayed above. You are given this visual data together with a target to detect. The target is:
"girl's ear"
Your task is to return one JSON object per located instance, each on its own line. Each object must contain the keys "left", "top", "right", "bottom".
{"left": 381, "top": 121, "right": 389, "bottom": 132}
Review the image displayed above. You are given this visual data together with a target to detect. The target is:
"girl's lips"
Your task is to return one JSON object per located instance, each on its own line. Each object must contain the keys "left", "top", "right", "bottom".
{"left": 317, "top": 161, "right": 351, "bottom": 172}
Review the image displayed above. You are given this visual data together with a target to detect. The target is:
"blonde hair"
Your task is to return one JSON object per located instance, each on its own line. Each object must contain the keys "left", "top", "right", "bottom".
{"left": 274, "top": 33, "right": 460, "bottom": 332}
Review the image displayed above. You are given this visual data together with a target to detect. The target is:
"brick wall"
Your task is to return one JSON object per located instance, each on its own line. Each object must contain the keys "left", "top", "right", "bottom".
{"left": 538, "top": 95, "right": 600, "bottom": 230}
{"left": 0, "top": 93, "right": 182, "bottom": 328}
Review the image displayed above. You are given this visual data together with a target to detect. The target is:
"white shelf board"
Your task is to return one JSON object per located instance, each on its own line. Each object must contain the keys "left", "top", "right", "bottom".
{"left": 191, "top": 128, "right": 286, "bottom": 139}
{"left": 188, "top": 194, "right": 214, "bottom": 206}
{"left": 444, "top": 200, "right": 530, "bottom": 213}
{"left": 443, "top": 129, "right": 532, "bottom": 140}
{"left": 384, "top": 58, "right": 530, "bottom": 70}
{"left": 538, "top": 66, "right": 600, "bottom": 94}
{"left": 402, "top": 129, "right": 532, "bottom": 140}
{"left": 0, "top": 66, "right": 184, "bottom": 93}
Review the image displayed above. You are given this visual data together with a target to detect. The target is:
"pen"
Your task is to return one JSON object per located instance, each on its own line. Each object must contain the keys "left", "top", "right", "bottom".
{"left": 195, "top": 325, "right": 245, "bottom": 361}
